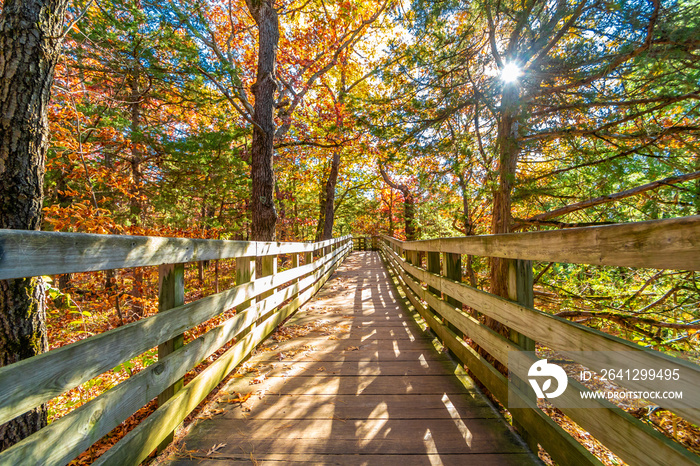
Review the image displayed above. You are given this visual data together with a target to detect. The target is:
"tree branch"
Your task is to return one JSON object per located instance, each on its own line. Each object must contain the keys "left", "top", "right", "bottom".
{"left": 524, "top": 170, "right": 700, "bottom": 222}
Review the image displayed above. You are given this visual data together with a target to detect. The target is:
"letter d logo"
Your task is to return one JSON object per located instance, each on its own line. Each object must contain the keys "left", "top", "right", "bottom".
{"left": 528, "top": 359, "right": 568, "bottom": 399}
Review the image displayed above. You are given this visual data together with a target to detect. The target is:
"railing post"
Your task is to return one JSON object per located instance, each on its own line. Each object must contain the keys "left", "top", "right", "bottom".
{"left": 505, "top": 259, "right": 535, "bottom": 351}
{"left": 157, "top": 262, "right": 185, "bottom": 451}
{"left": 443, "top": 253, "right": 463, "bottom": 346}
{"left": 509, "top": 259, "right": 537, "bottom": 451}
{"left": 426, "top": 251, "right": 441, "bottom": 319}
{"left": 305, "top": 250, "right": 313, "bottom": 268}
{"left": 236, "top": 257, "right": 256, "bottom": 313}
{"left": 260, "top": 255, "right": 277, "bottom": 301}
{"left": 405, "top": 249, "right": 414, "bottom": 265}
{"left": 291, "top": 253, "right": 300, "bottom": 299}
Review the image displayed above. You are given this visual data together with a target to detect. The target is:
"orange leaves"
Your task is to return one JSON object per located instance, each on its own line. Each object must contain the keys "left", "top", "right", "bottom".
{"left": 227, "top": 392, "right": 252, "bottom": 404}
{"left": 43, "top": 203, "right": 122, "bottom": 234}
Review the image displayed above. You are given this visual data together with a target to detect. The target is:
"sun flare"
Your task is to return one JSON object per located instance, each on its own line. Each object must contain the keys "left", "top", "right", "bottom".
{"left": 501, "top": 63, "right": 522, "bottom": 83}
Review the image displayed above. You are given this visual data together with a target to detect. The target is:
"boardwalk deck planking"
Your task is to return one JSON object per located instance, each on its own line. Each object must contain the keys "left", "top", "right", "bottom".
{"left": 165, "top": 251, "right": 540, "bottom": 465}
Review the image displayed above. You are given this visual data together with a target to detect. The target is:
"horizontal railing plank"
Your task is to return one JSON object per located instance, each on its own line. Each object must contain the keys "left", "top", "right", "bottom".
{"left": 381, "top": 246, "right": 601, "bottom": 466}
{"left": 382, "top": 242, "right": 700, "bottom": 464}
{"left": 0, "top": 244, "right": 351, "bottom": 466}
{"left": 384, "top": 216, "right": 700, "bottom": 270}
{"left": 558, "top": 379, "right": 700, "bottom": 466}
{"left": 0, "top": 230, "right": 351, "bottom": 279}
{"left": 0, "top": 242, "right": 349, "bottom": 424}
{"left": 383, "top": 243, "right": 700, "bottom": 426}
{"left": 93, "top": 247, "right": 346, "bottom": 466}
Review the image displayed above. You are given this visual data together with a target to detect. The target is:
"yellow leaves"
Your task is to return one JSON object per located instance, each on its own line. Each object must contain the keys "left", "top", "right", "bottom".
{"left": 227, "top": 392, "right": 253, "bottom": 404}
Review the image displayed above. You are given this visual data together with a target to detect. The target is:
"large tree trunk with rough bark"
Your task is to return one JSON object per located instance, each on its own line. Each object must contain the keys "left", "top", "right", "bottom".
{"left": 247, "top": 0, "right": 279, "bottom": 241}
{"left": 488, "top": 84, "right": 520, "bottom": 342}
{"left": 403, "top": 193, "right": 416, "bottom": 240}
{"left": 0, "top": 0, "right": 68, "bottom": 450}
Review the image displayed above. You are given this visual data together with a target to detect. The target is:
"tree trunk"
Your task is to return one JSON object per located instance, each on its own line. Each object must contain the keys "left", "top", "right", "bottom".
{"left": 0, "top": 0, "right": 68, "bottom": 450}
{"left": 387, "top": 191, "right": 394, "bottom": 237}
{"left": 247, "top": 0, "right": 279, "bottom": 241}
{"left": 457, "top": 173, "right": 477, "bottom": 287}
{"left": 403, "top": 192, "right": 416, "bottom": 240}
{"left": 128, "top": 70, "right": 144, "bottom": 316}
{"left": 58, "top": 273, "right": 71, "bottom": 291}
{"left": 320, "top": 151, "right": 341, "bottom": 240}
{"left": 487, "top": 83, "right": 520, "bottom": 345}
{"left": 490, "top": 84, "right": 520, "bottom": 300}
{"left": 696, "top": 155, "right": 700, "bottom": 215}
{"left": 128, "top": 70, "right": 143, "bottom": 225}
{"left": 314, "top": 181, "right": 326, "bottom": 241}
{"left": 379, "top": 164, "right": 417, "bottom": 240}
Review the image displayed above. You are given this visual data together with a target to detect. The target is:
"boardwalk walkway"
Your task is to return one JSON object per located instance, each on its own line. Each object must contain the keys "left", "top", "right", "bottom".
{"left": 166, "top": 251, "right": 539, "bottom": 465}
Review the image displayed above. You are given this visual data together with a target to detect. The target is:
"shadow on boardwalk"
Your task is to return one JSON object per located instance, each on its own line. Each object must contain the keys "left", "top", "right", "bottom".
{"left": 165, "top": 251, "right": 540, "bottom": 465}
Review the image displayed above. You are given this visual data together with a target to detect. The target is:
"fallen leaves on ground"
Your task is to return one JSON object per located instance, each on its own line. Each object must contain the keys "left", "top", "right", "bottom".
{"left": 250, "top": 374, "right": 267, "bottom": 384}
{"left": 205, "top": 443, "right": 226, "bottom": 456}
{"left": 227, "top": 392, "right": 252, "bottom": 404}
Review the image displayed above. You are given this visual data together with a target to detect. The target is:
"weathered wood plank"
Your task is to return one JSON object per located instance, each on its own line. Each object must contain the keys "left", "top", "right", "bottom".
{"left": 381, "top": 245, "right": 602, "bottom": 466}
{"left": 260, "top": 254, "right": 277, "bottom": 300}
{"left": 509, "top": 259, "right": 537, "bottom": 452}
{"left": 156, "top": 263, "right": 185, "bottom": 451}
{"left": 215, "top": 393, "right": 495, "bottom": 419}
{"left": 384, "top": 247, "right": 516, "bottom": 364}
{"left": 383, "top": 244, "right": 700, "bottom": 466}
{"left": 175, "top": 418, "right": 528, "bottom": 454}
{"left": 93, "top": 251, "right": 346, "bottom": 466}
{"left": 0, "top": 241, "right": 350, "bottom": 425}
{"left": 164, "top": 251, "right": 537, "bottom": 466}
{"left": 0, "top": 229, "right": 351, "bottom": 280}
{"left": 169, "top": 453, "right": 539, "bottom": 466}
{"left": 385, "top": 216, "right": 700, "bottom": 270}
{"left": 557, "top": 380, "right": 700, "bottom": 466}
{"left": 0, "top": 253, "right": 351, "bottom": 466}
{"left": 232, "top": 359, "right": 484, "bottom": 378}
{"left": 413, "top": 280, "right": 517, "bottom": 364}
{"left": 235, "top": 256, "right": 255, "bottom": 313}
{"left": 385, "top": 243, "right": 700, "bottom": 425}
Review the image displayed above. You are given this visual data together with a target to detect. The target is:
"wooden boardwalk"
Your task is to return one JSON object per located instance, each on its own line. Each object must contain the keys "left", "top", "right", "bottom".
{"left": 166, "top": 251, "right": 540, "bottom": 465}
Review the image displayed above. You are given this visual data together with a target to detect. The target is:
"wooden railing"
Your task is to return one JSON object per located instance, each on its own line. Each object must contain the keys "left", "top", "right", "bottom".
{"left": 0, "top": 231, "right": 352, "bottom": 465}
{"left": 353, "top": 235, "right": 376, "bottom": 251}
{"left": 379, "top": 216, "right": 700, "bottom": 466}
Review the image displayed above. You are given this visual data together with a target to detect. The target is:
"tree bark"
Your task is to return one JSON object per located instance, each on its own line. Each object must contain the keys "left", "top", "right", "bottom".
{"left": 320, "top": 151, "right": 341, "bottom": 240}
{"left": 128, "top": 69, "right": 145, "bottom": 316}
{"left": 488, "top": 83, "right": 520, "bottom": 343}
{"left": 247, "top": 0, "right": 279, "bottom": 241}
{"left": 379, "top": 164, "right": 417, "bottom": 240}
{"left": 490, "top": 84, "right": 520, "bottom": 299}
{"left": 129, "top": 75, "right": 143, "bottom": 224}
{"left": 386, "top": 190, "right": 394, "bottom": 236}
{"left": 314, "top": 185, "right": 326, "bottom": 241}
{"left": 457, "top": 172, "right": 477, "bottom": 288}
{"left": 0, "top": 0, "right": 68, "bottom": 450}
